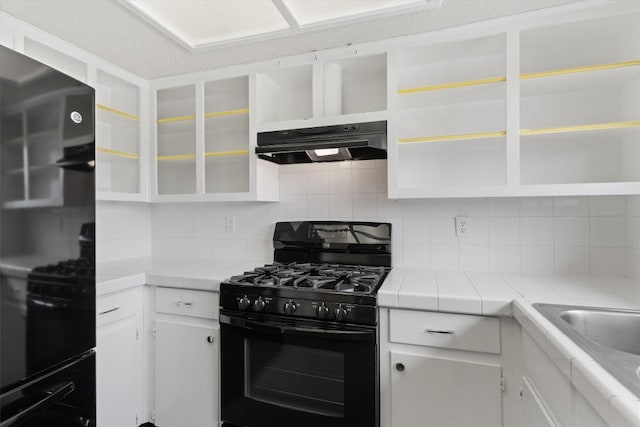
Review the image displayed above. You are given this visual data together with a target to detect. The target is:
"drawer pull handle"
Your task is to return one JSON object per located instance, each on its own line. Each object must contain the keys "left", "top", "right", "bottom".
{"left": 207, "top": 336, "right": 214, "bottom": 344}
{"left": 176, "top": 301, "right": 194, "bottom": 307}
{"left": 395, "top": 363, "right": 405, "bottom": 372}
{"left": 425, "top": 328, "right": 455, "bottom": 335}
{"left": 99, "top": 307, "right": 120, "bottom": 315}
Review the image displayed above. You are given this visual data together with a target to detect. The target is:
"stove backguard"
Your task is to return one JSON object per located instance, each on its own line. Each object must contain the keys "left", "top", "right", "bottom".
{"left": 273, "top": 221, "right": 391, "bottom": 267}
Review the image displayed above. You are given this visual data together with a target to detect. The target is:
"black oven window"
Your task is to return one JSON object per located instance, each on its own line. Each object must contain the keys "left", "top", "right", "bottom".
{"left": 245, "top": 339, "right": 345, "bottom": 417}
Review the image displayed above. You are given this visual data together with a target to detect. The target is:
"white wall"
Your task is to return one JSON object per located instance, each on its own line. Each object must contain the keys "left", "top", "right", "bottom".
{"left": 149, "top": 161, "right": 633, "bottom": 277}
{"left": 97, "top": 201, "right": 151, "bottom": 262}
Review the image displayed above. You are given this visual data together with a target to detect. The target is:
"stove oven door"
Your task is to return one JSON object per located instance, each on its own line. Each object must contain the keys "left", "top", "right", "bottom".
{"left": 220, "top": 312, "right": 378, "bottom": 427}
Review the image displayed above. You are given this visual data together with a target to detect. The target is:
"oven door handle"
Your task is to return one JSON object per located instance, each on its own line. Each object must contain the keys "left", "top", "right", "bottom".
{"left": 0, "top": 381, "right": 75, "bottom": 427}
{"left": 220, "top": 314, "right": 375, "bottom": 342}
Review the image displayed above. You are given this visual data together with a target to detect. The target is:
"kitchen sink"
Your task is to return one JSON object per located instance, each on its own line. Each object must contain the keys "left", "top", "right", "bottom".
{"left": 533, "top": 303, "right": 640, "bottom": 397}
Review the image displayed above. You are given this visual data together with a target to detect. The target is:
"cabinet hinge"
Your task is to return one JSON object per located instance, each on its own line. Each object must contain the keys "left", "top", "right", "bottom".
{"left": 153, "top": 328, "right": 156, "bottom": 337}
{"left": 152, "top": 410, "right": 156, "bottom": 422}
{"left": 136, "top": 328, "right": 139, "bottom": 340}
{"left": 500, "top": 377, "right": 505, "bottom": 392}
{"left": 135, "top": 414, "right": 138, "bottom": 425}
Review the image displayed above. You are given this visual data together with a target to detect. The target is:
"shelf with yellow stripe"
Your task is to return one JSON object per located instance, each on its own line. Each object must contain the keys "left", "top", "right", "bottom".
{"left": 157, "top": 108, "right": 249, "bottom": 124}
{"left": 157, "top": 150, "right": 249, "bottom": 161}
{"left": 97, "top": 104, "right": 139, "bottom": 121}
{"left": 397, "top": 59, "right": 640, "bottom": 99}
{"left": 97, "top": 147, "right": 139, "bottom": 160}
{"left": 398, "top": 121, "right": 640, "bottom": 146}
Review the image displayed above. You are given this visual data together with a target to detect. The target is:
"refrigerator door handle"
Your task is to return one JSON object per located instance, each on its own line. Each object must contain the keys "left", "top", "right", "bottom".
{"left": 0, "top": 381, "right": 75, "bottom": 427}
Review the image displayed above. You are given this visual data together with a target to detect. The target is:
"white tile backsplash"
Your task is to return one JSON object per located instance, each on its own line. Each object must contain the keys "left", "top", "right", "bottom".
{"left": 137, "top": 162, "right": 636, "bottom": 277}
{"left": 97, "top": 201, "right": 151, "bottom": 262}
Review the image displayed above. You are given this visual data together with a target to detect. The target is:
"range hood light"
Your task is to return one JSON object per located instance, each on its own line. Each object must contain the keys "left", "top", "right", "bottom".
{"left": 305, "top": 147, "right": 353, "bottom": 162}
{"left": 313, "top": 148, "right": 339, "bottom": 156}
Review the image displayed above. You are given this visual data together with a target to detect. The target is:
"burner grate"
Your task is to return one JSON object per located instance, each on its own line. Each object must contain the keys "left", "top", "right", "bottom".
{"left": 227, "top": 262, "right": 387, "bottom": 295}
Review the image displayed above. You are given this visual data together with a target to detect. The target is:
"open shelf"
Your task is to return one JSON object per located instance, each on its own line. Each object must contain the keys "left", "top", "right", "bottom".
{"left": 398, "top": 130, "right": 506, "bottom": 145}
{"left": 205, "top": 155, "right": 249, "bottom": 194}
{"left": 397, "top": 34, "right": 506, "bottom": 110}
{"left": 156, "top": 84, "right": 196, "bottom": 195}
{"left": 96, "top": 70, "right": 141, "bottom": 195}
{"left": 394, "top": 33, "right": 508, "bottom": 193}
{"left": 157, "top": 154, "right": 196, "bottom": 161}
{"left": 397, "top": 136, "right": 507, "bottom": 188}
{"left": 520, "top": 12, "right": 640, "bottom": 76}
{"left": 257, "top": 65, "right": 313, "bottom": 124}
{"left": 323, "top": 53, "right": 387, "bottom": 116}
{"left": 157, "top": 158, "right": 196, "bottom": 195}
{"left": 521, "top": 11, "right": 639, "bottom": 190}
{"left": 97, "top": 104, "right": 139, "bottom": 122}
{"left": 399, "top": 76, "right": 505, "bottom": 95}
{"left": 97, "top": 147, "right": 139, "bottom": 160}
{"left": 521, "top": 126, "right": 640, "bottom": 185}
{"left": 205, "top": 109, "right": 249, "bottom": 119}
{"left": 156, "top": 115, "right": 196, "bottom": 124}
{"left": 204, "top": 76, "right": 251, "bottom": 194}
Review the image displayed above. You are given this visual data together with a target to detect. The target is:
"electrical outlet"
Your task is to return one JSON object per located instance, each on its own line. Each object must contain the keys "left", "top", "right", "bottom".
{"left": 225, "top": 216, "right": 236, "bottom": 233}
{"left": 455, "top": 216, "right": 470, "bottom": 237}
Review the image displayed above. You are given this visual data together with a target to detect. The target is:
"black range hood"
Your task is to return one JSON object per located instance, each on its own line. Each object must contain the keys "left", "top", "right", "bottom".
{"left": 256, "top": 120, "right": 386, "bottom": 164}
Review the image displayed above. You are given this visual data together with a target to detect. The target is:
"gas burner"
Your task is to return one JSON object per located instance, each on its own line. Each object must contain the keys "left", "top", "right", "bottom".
{"left": 228, "top": 262, "right": 386, "bottom": 295}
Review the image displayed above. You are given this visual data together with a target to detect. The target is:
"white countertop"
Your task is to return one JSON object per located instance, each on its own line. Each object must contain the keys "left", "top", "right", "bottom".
{"left": 97, "top": 256, "right": 265, "bottom": 296}
{"left": 380, "top": 268, "right": 640, "bottom": 425}
{"left": 25, "top": 255, "right": 640, "bottom": 424}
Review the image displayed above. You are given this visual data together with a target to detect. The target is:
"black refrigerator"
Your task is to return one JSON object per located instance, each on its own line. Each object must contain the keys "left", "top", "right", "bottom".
{"left": 0, "top": 46, "right": 96, "bottom": 426}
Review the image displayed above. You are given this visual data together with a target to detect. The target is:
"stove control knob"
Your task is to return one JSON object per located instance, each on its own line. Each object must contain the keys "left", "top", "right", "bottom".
{"left": 283, "top": 300, "right": 297, "bottom": 315}
{"left": 316, "top": 303, "right": 330, "bottom": 319}
{"left": 238, "top": 295, "right": 252, "bottom": 310}
{"left": 253, "top": 297, "right": 266, "bottom": 312}
{"left": 335, "top": 304, "right": 348, "bottom": 321}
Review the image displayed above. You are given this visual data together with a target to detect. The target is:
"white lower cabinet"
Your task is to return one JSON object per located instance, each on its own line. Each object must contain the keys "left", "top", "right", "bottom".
{"left": 520, "top": 376, "right": 557, "bottom": 427}
{"left": 152, "top": 287, "right": 220, "bottom": 427}
{"left": 518, "top": 324, "right": 609, "bottom": 427}
{"left": 96, "top": 287, "right": 144, "bottom": 427}
{"left": 390, "top": 351, "right": 503, "bottom": 427}
{"left": 383, "top": 309, "right": 503, "bottom": 427}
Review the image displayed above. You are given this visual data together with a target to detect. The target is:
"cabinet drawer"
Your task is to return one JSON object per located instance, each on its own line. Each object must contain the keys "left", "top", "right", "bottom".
{"left": 390, "top": 309, "right": 500, "bottom": 354}
{"left": 97, "top": 288, "right": 140, "bottom": 327}
{"left": 155, "top": 287, "right": 218, "bottom": 320}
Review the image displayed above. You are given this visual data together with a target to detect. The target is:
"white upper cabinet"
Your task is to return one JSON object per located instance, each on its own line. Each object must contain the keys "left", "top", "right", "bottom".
{"left": 393, "top": 33, "right": 507, "bottom": 194}
{"left": 256, "top": 52, "right": 388, "bottom": 131}
{"left": 151, "top": 74, "right": 279, "bottom": 202}
{"left": 96, "top": 70, "right": 146, "bottom": 200}
{"left": 388, "top": 1, "right": 640, "bottom": 198}
{"left": 519, "top": 12, "right": 640, "bottom": 188}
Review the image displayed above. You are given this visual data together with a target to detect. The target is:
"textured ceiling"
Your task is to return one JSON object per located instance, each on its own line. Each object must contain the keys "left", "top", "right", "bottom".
{"left": 0, "top": 0, "right": 590, "bottom": 80}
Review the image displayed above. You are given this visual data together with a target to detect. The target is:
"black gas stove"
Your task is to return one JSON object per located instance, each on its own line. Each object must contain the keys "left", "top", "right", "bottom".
{"left": 220, "top": 221, "right": 391, "bottom": 326}
{"left": 220, "top": 221, "right": 391, "bottom": 427}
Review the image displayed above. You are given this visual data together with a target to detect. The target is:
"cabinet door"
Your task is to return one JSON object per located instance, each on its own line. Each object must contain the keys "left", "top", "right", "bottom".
{"left": 520, "top": 376, "right": 557, "bottom": 427}
{"left": 154, "top": 319, "right": 219, "bottom": 427}
{"left": 390, "top": 351, "right": 502, "bottom": 427}
{"left": 97, "top": 315, "right": 139, "bottom": 427}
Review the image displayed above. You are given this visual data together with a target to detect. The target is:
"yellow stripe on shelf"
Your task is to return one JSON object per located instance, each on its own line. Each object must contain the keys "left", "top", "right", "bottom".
{"left": 156, "top": 115, "right": 196, "bottom": 124}
{"left": 521, "top": 121, "right": 640, "bottom": 136}
{"left": 157, "top": 154, "right": 196, "bottom": 161}
{"left": 521, "top": 60, "right": 640, "bottom": 80}
{"left": 398, "top": 131, "right": 506, "bottom": 144}
{"left": 204, "top": 108, "right": 249, "bottom": 119}
{"left": 96, "top": 147, "right": 139, "bottom": 159}
{"left": 398, "top": 76, "right": 506, "bottom": 95}
{"left": 97, "top": 104, "right": 139, "bottom": 121}
{"left": 205, "top": 150, "right": 249, "bottom": 157}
